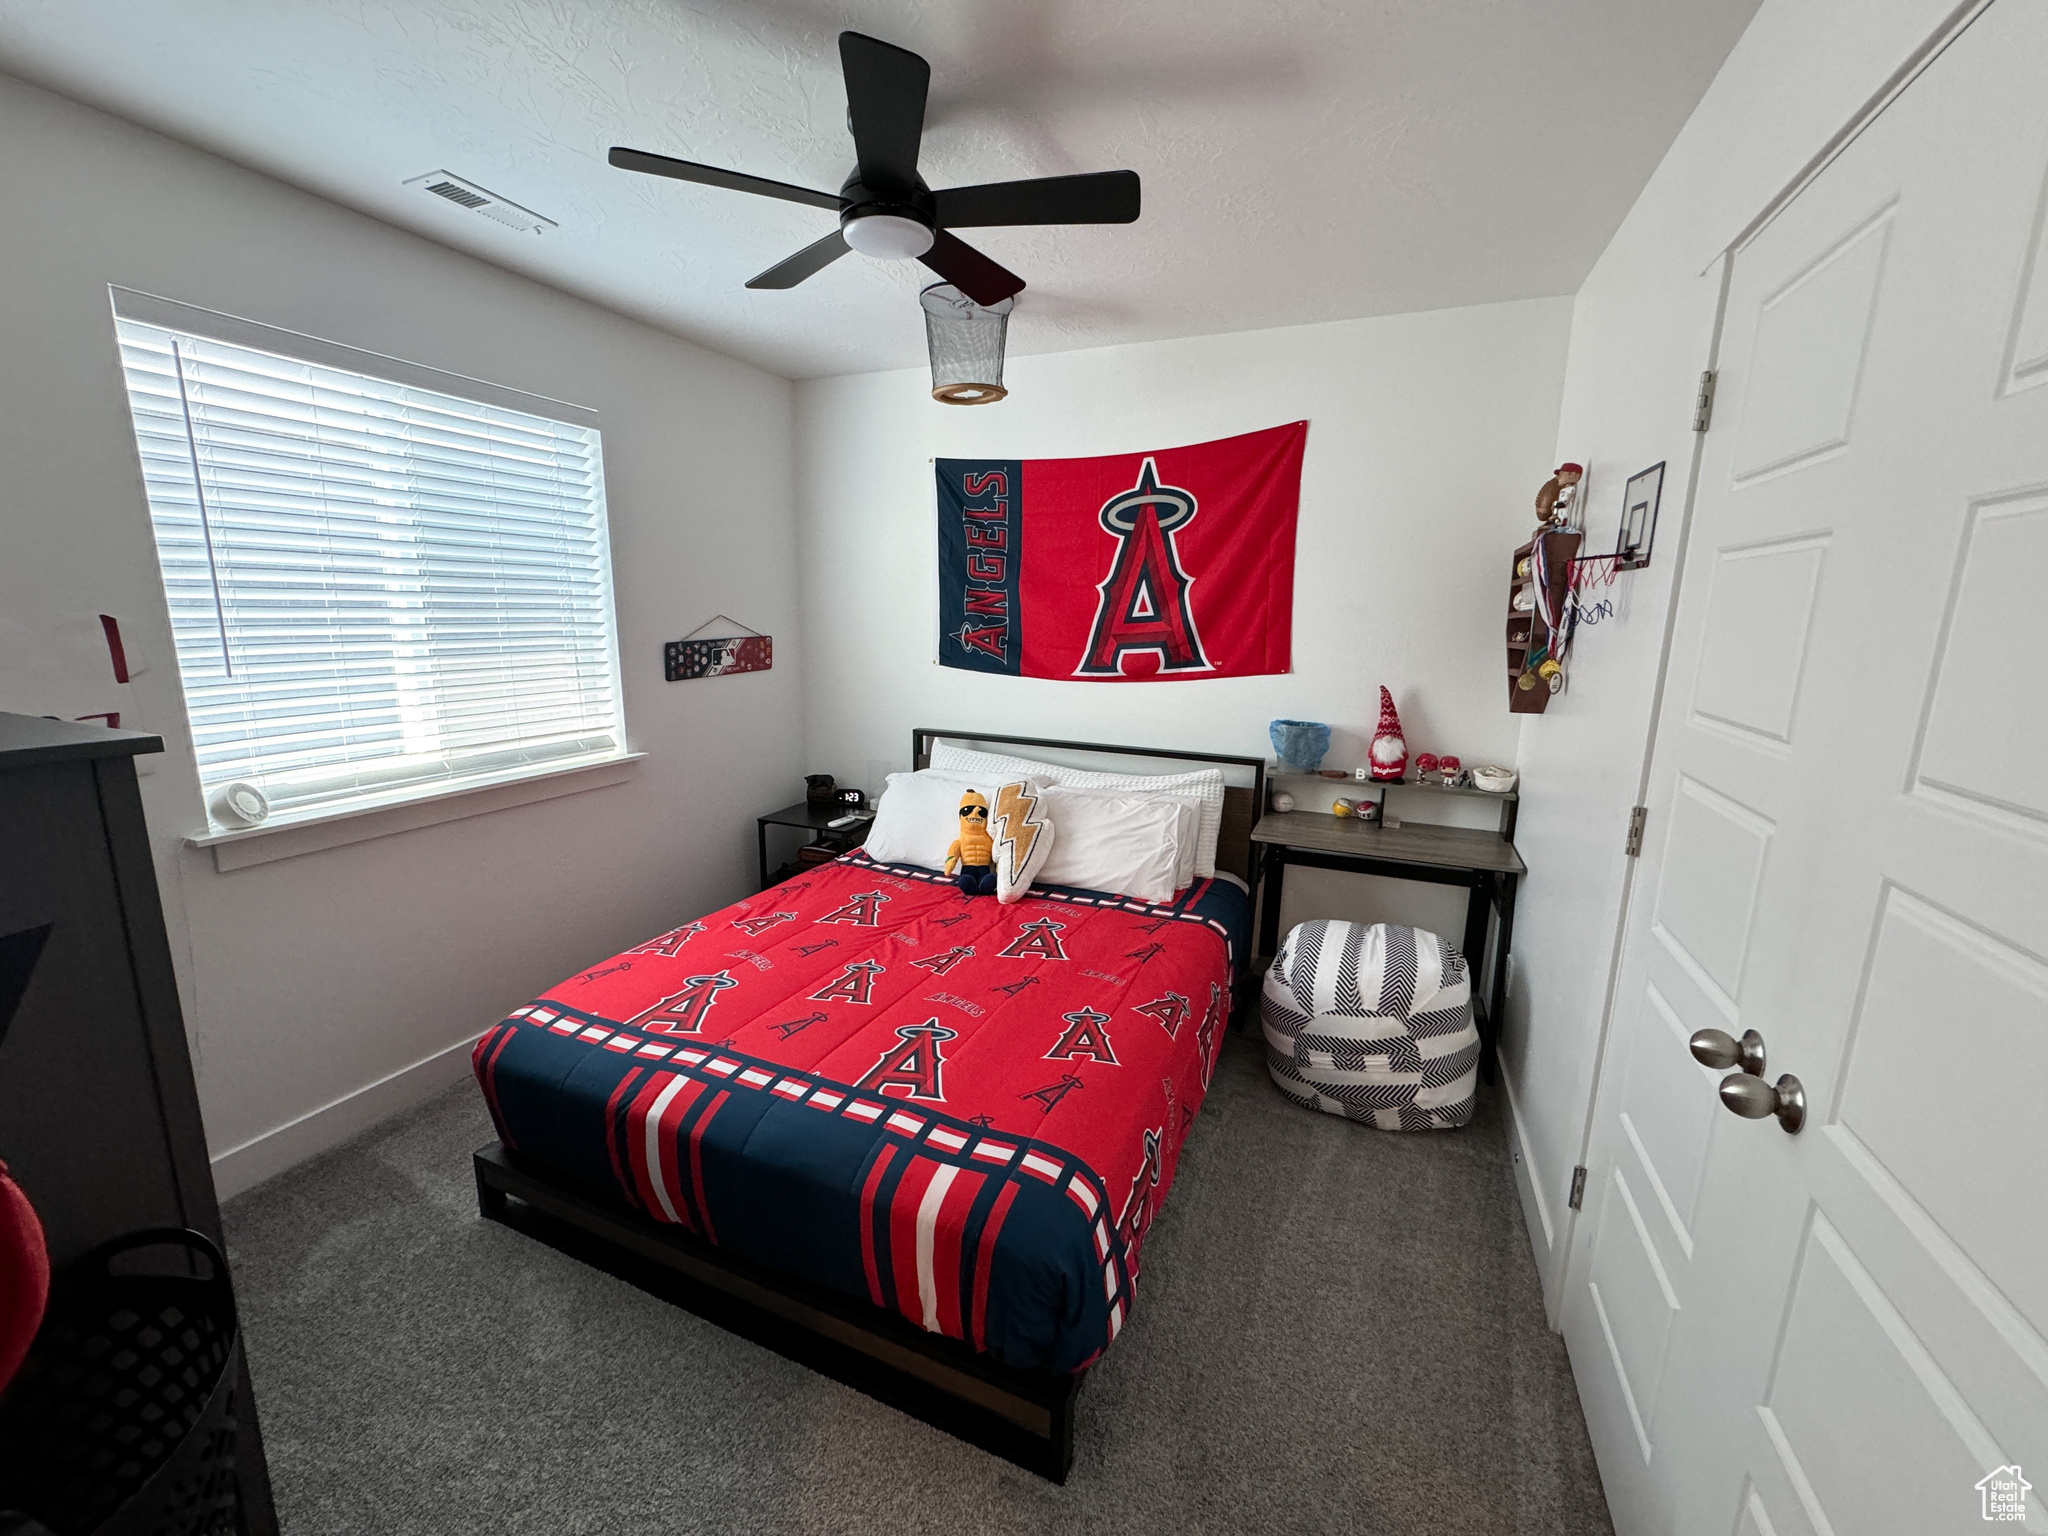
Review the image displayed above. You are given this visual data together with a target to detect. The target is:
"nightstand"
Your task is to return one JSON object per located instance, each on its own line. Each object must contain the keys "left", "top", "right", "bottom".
{"left": 756, "top": 801, "right": 871, "bottom": 889}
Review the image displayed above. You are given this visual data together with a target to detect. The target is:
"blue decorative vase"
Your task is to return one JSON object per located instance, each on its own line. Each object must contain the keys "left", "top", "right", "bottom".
{"left": 1269, "top": 720, "right": 1331, "bottom": 773}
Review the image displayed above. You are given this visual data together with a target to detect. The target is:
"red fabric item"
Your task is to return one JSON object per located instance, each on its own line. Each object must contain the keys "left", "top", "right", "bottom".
{"left": 1370, "top": 686, "right": 1408, "bottom": 782}
{"left": 936, "top": 422, "right": 1306, "bottom": 682}
{"left": 0, "top": 1160, "right": 50, "bottom": 1395}
{"left": 1556, "top": 461, "right": 1584, "bottom": 475}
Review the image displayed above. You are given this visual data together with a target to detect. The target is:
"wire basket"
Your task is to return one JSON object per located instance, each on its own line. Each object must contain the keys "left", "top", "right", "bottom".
{"left": 0, "top": 1229, "right": 241, "bottom": 1536}
{"left": 920, "top": 283, "right": 1014, "bottom": 404}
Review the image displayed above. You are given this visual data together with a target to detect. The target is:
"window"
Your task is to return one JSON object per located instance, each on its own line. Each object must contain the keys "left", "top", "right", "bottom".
{"left": 111, "top": 291, "right": 625, "bottom": 830}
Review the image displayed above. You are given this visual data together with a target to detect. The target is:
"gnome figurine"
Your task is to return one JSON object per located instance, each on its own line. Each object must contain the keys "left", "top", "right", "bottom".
{"left": 1369, "top": 687, "right": 1408, "bottom": 782}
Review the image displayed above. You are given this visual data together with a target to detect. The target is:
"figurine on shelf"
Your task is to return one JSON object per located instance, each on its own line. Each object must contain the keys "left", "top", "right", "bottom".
{"left": 1415, "top": 753, "right": 1440, "bottom": 780}
{"left": 1535, "top": 462, "right": 1584, "bottom": 527}
{"left": 1369, "top": 687, "right": 1408, "bottom": 782}
{"left": 1438, "top": 754, "right": 1464, "bottom": 787}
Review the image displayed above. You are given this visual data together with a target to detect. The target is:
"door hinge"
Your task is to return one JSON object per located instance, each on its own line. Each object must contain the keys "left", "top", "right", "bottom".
{"left": 1693, "top": 369, "right": 1718, "bottom": 433}
{"left": 1569, "top": 1165, "right": 1589, "bottom": 1210}
{"left": 1625, "top": 805, "right": 1648, "bottom": 858}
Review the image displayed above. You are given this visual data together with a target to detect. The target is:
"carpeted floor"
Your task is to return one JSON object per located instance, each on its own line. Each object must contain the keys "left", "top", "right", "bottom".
{"left": 222, "top": 1033, "right": 1611, "bottom": 1535}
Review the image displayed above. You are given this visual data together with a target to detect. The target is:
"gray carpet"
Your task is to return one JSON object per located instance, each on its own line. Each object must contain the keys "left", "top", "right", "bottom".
{"left": 222, "top": 1033, "right": 1611, "bottom": 1535}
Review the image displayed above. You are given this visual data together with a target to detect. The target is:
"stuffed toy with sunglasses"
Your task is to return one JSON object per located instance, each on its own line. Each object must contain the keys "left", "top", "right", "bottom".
{"left": 944, "top": 790, "right": 998, "bottom": 896}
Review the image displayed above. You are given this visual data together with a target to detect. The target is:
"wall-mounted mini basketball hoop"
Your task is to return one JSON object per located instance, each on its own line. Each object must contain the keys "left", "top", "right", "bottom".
{"left": 921, "top": 283, "right": 1014, "bottom": 405}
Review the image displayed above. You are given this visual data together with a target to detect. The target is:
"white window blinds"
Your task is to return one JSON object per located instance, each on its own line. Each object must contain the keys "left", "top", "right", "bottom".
{"left": 112, "top": 298, "right": 624, "bottom": 826}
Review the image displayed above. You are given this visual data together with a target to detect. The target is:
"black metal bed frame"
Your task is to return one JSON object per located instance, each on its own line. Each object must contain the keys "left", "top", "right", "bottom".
{"left": 473, "top": 729, "right": 1267, "bottom": 1483}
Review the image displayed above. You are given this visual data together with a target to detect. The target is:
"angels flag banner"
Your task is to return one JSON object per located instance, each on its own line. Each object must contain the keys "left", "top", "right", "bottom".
{"left": 936, "top": 421, "right": 1305, "bottom": 680}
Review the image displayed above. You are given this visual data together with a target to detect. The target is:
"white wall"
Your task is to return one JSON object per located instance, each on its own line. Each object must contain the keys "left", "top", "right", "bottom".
{"left": 0, "top": 71, "right": 804, "bottom": 1196}
{"left": 1499, "top": 0, "right": 1971, "bottom": 1313}
{"left": 794, "top": 299, "right": 1572, "bottom": 940}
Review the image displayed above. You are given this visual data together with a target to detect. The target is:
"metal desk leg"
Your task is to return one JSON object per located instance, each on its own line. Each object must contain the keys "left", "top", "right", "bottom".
{"left": 1256, "top": 844, "right": 1287, "bottom": 962}
{"left": 1461, "top": 877, "right": 1490, "bottom": 982}
{"left": 1484, "top": 872, "right": 1519, "bottom": 1085}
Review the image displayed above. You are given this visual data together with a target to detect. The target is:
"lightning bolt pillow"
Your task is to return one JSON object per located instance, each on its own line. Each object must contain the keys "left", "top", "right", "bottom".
{"left": 989, "top": 779, "right": 1056, "bottom": 904}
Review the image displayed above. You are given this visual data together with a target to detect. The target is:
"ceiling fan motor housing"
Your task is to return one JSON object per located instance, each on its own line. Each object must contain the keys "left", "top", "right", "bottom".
{"left": 837, "top": 172, "right": 935, "bottom": 260}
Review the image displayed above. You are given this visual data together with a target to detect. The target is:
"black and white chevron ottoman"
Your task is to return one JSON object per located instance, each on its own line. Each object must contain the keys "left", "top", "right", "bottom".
{"left": 1260, "top": 920, "right": 1480, "bottom": 1130}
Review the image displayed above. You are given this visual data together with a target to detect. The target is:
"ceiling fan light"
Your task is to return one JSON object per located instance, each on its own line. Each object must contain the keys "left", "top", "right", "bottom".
{"left": 842, "top": 212, "right": 935, "bottom": 260}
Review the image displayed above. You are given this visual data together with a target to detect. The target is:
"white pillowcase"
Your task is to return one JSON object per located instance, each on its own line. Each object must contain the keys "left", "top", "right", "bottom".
{"left": 866, "top": 770, "right": 1043, "bottom": 872}
{"left": 927, "top": 743, "right": 1228, "bottom": 880}
{"left": 927, "top": 742, "right": 1061, "bottom": 782}
{"left": 1039, "top": 783, "right": 1199, "bottom": 891}
{"left": 1035, "top": 788, "right": 1183, "bottom": 904}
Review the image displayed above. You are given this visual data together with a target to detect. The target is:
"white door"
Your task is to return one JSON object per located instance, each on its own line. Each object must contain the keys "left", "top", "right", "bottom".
{"left": 1559, "top": 5, "right": 2048, "bottom": 1534}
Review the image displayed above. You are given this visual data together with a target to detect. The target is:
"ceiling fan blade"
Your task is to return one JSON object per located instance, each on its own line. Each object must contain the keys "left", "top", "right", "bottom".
{"left": 839, "top": 32, "right": 929, "bottom": 196}
{"left": 933, "top": 170, "right": 1141, "bottom": 228}
{"left": 918, "top": 230, "right": 1025, "bottom": 307}
{"left": 608, "top": 147, "right": 841, "bottom": 211}
{"left": 746, "top": 229, "right": 852, "bottom": 290}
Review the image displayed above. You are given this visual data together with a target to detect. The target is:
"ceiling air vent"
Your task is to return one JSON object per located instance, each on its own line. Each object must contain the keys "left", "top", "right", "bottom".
{"left": 402, "top": 171, "right": 556, "bottom": 234}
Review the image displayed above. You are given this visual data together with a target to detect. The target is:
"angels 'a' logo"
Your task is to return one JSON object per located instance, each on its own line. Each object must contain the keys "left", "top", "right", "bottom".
{"left": 1132, "top": 991, "right": 1189, "bottom": 1039}
{"left": 1077, "top": 459, "right": 1211, "bottom": 677}
{"left": 1116, "top": 1127, "right": 1163, "bottom": 1267}
{"left": 731, "top": 911, "right": 797, "bottom": 936}
{"left": 1046, "top": 1006, "right": 1118, "bottom": 1064}
{"left": 770, "top": 1011, "right": 828, "bottom": 1039}
{"left": 856, "top": 1019, "right": 957, "bottom": 1101}
{"left": 907, "top": 944, "right": 975, "bottom": 976}
{"left": 817, "top": 891, "right": 889, "bottom": 927}
{"left": 625, "top": 970, "right": 738, "bottom": 1035}
{"left": 627, "top": 922, "right": 705, "bottom": 958}
{"left": 1197, "top": 981, "right": 1224, "bottom": 1088}
{"left": 999, "top": 918, "right": 1069, "bottom": 960}
{"left": 1020, "top": 1073, "right": 1085, "bottom": 1114}
{"left": 954, "top": 621, "right": 1006, "bottom": 661}
{"left": 809, "top": 959, "right": 884, "bottom": 1004}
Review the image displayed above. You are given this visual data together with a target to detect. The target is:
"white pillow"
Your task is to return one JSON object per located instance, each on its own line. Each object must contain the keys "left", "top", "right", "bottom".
{"left": 1038, "top": 783, "right": 1198, "bottom": 891}
{"left": 927, "top": 744, "right": 1228, "bottom": 878}
{"left": 1041, "top": 765, "right": 1225, "bottom": 879}
{"left": 988, "top": 780, "right": 1056, "bottom": 904}
{"left": 866, "top": 770, "right": 1043, "bottom": 871}
{"left": 927, "top": 742, "right": 1062, "bottom": 781}
{"left": 1036, "top": 789, "right": 1182, "bottom": 904}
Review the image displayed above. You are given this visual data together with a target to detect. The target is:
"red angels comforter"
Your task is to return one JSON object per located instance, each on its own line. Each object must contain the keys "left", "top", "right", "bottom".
{"left": 472, "top": 850, "right": 1248, "bottom": 1373}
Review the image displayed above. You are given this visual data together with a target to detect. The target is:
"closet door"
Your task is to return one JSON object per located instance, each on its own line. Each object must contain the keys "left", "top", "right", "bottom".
{"left": 1558, "top": 5, "right": 2048, "bottom": 1532}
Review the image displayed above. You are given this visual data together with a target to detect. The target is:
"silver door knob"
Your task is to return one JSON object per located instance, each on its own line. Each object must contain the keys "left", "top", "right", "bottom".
{"left": 1718, "top": 1072, "right": 1806, "bottom": 1134}
{"left": 1690, "top": 1027, "right": 1767, "bottom": 1077}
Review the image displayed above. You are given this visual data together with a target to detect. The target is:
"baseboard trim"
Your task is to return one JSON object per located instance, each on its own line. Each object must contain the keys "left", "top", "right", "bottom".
{"left": 211, "top": 1031, "right": 484, "bottom": 1200}
{"left": 1500, "top": 1063, "right": 1565, "bottom": 1327}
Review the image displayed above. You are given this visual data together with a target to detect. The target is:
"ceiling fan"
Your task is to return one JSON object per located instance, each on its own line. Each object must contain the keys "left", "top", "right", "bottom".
{"left": 609, "top": 31, "right": 1141, "bottom": 308}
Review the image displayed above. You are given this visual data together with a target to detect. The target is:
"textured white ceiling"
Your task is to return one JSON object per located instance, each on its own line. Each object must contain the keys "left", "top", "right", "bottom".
{"left": 0, "top": 0, "right": 1758, "bottom": 379}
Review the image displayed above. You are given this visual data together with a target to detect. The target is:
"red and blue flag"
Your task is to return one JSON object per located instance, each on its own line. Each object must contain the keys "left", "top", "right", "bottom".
{"left": 937, "top": 422, "right": 1306, "bottom": 680}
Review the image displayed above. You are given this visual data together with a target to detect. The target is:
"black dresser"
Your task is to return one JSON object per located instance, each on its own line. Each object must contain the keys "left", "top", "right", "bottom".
{"left": 0, "top": 714, "right": 276, "bottom": 1533}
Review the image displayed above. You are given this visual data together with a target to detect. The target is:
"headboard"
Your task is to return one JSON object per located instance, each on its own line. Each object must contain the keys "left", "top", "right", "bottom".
{"left": 910, "top": 728, "right": 1267, "bottom": 887}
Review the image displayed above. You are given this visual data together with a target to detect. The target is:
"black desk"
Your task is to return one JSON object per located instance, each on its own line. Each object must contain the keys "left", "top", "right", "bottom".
{"left": 1250, "top": 808, "right": 1525, "bottom": 1080}
{"left": 756, "top": 801, "right": 870, "bottom": 889}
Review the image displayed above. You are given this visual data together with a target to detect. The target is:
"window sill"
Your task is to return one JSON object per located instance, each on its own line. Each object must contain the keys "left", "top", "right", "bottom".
{"left": 186, "top": 752, "right": 646, "bottom": 872}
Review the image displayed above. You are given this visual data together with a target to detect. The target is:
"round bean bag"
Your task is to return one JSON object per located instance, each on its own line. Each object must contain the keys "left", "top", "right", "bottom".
{"left": 1261, "top": 920, "right": 1479, "bottom": 1130}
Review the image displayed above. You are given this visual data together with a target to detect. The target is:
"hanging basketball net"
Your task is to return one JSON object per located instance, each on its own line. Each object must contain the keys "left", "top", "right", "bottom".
{"left": 921, "top": 284, "right": 1014, "bottom": 405}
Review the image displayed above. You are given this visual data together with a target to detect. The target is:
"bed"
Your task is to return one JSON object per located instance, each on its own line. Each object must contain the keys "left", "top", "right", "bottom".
{"left": 471, "top": 731, "right": 1263, "bottom": 1480}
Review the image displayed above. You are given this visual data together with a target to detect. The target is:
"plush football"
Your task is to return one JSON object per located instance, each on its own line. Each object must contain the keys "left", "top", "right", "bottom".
{"left": 0, "top": 1160, "right": 50, "bottom": 1395}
